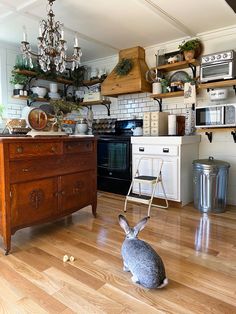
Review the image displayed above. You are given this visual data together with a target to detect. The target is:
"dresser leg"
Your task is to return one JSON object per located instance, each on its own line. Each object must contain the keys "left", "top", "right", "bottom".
{"left": 3, "top": 235, "right": 11, "bottom": 255}
{"left": 92, "top": 201, "right": 97, "bottom": 218}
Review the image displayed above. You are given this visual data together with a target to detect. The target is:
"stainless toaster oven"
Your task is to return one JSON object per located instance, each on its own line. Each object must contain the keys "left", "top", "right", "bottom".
{"left": 200, "top": 50, "right": 236, "bottom": 83}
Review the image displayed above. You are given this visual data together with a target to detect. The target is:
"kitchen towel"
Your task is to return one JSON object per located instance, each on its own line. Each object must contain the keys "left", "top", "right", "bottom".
{"left": 168, "top": 114, "right": 177, "bottom": 135}
{"left": 184, "top": 82, "right": 197, "bottom": 105}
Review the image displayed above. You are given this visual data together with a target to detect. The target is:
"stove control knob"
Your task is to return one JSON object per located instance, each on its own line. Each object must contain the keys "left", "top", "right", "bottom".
{"left": 204, "top": 57, "right": 210, "bottom": 62}
{"left": 217, "top": 54, "right": 221, "bottom": 60}
{"left": 223, "top": 53, "right": 228, "bottom": 58}
{"left": 210, "top": 56, "right": 215, "bottom": 61}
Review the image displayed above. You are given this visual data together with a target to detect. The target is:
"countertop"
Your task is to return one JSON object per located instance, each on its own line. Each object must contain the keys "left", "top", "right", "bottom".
{"left": 131, "top": 135, "right": 201, "bottom": 145}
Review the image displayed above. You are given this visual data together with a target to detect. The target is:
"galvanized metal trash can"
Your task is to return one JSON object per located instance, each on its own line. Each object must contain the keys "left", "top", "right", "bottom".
{"left": 193, "top": 156, "right": 230, "bottom": 213}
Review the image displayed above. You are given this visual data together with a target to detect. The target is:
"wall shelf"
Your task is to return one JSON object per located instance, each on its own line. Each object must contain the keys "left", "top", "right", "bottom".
{"left": 149, "top": 59, "right": 199, "bottom": 110}
{"left": 12, "top": 69, "right": 112, "bottom": 115}
{"left": 14, "top": 69, "right": 74, "bottom": 85}
{"left": 198, "top": 79, "right": 236, "bottom": 90}
{"left": 151, "top": 59, "right": 200, "bottom": 72}
{"left": 150, "top": 91, "right": 184, "bottom": 99}
{"left": 196, "top": 127, "right": 236, "bottom": 143}
{"left": 12, "top": 95, "right": 48, "bottom": 102}
{"left": 82, "top": 78, "right": 104, "bottom": 87}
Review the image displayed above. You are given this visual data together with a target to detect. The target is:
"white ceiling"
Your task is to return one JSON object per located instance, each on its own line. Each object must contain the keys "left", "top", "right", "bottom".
{"left": 0, "top": 0, "right": 235, "bottom": 62}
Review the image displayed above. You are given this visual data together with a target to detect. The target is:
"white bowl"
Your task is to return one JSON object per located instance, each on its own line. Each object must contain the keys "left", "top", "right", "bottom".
{"left": 31, "top": 87, "right": 47, "bottom": 98}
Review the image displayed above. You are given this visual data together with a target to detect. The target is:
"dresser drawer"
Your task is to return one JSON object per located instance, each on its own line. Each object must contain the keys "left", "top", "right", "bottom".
{"left": 64, "top": 140, "right": 94, "bottom": 154}
{"left": 9, "top": 154, "right": 95, "bottom": 183}
{"left": 9, "top": 142, "right": 62, "bottom": 159}
{"left": 132, "top": 144, "right": 179, "bottom": 156}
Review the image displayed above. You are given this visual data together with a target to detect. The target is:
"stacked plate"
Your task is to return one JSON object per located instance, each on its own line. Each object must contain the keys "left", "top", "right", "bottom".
{"left": 48, "top": 92, "right": 61, "bottom": 99}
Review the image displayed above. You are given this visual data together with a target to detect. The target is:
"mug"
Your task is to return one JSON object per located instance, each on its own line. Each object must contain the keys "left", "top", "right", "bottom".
{"left": 152, "top": 82, "right": 162, "bottom": 94}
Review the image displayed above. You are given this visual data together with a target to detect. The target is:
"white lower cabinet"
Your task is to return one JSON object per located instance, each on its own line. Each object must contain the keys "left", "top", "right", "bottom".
{"left": 131, "top": 136, "right": 201, "bottom": 206}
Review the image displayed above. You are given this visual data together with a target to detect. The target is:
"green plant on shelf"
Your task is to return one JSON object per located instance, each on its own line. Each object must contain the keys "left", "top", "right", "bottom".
{"left": 50, "top": 99, "right": 82, "bottom": 115}
{"left": 10, "top": 71, "right": 28, "bottom": 86}
{"left": 160, "top": 78, "right": 170, "bottom": 93}
{"left": 178, "top": 38, "right": 201, "bottom": 52}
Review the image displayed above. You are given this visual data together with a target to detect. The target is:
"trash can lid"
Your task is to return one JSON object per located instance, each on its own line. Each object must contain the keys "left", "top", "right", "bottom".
{"left": 193, "top": 156, "right": 230, "bottom": 168}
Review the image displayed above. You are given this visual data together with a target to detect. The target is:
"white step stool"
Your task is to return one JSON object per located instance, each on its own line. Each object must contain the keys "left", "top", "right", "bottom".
{"left": 124, "top": 157, "right": 168, "bottom": 217}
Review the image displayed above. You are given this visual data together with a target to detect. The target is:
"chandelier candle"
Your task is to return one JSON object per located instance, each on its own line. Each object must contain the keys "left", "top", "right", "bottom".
{"left": 21, "top": 0, "right": 82, "bottom": 73}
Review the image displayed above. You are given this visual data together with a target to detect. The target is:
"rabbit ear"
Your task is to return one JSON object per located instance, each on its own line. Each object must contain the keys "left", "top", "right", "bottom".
{"left": 133, "top": 217, "right": 149, "bottom": 235}
{"left": 118, "top": 215, "right": 131, "bottom": 235}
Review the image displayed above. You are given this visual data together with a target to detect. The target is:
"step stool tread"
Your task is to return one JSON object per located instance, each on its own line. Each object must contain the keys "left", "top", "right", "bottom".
{"left": 134, "top": 175, "right": 157, "bottom": 181}
{"left": 128, "top": 192, "right": 151, "bottom": 200}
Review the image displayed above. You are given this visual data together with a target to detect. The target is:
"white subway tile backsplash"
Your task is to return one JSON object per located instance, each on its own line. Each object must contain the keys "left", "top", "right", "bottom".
{"left": 167, "top": 103, "right": 177, "bottom": 110}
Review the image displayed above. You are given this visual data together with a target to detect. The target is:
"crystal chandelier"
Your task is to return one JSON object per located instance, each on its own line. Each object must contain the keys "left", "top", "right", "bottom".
{"left": 21, "top": 0, "right": 82, "bottom": 73}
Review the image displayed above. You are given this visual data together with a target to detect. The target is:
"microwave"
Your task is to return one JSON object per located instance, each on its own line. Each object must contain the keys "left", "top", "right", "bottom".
{"left": 195, "top": 104, "right": 236, "bottom": 128}
{"left": 200, "top": 50, "right": 236, "bottom": 83}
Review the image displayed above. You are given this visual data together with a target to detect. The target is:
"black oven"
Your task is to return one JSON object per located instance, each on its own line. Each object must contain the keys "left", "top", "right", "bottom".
{"left": 97, "top": 119, "right": 142, "bottom": 195}
{"left": 97, "top": 136, "right": 131, "bottom": 195}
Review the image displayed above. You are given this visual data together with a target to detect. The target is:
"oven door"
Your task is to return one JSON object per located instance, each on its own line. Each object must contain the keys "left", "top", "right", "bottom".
{"left": 195, "top": 106, "right": 224, "bottom": 127}
{"left": 200, "top": 61, "right": 233, "bottom": 82}
{"left": 97, "top": 137, "right": 131, "bottom": 180}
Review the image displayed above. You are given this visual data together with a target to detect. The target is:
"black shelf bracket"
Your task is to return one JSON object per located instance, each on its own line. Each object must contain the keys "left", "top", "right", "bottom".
{"left": 63, "top": 83, "right": 73, "bottom": 97}
{"left": 103, "top": 102, "right": 111, "bottom": 116}
{"left": 231, "top": 131, "right": 236, "bottom": 143}
{"left": 188, "top": 63, "right": 197, "bottom": 77}
{"left": 205, "top": 131, "right": 213, "bottom": 143}
{"left": 233, "top": 85, "right": 236, "bottom": 94}
{"left": 153, "top": 98, "right": 162, "bottom": 112}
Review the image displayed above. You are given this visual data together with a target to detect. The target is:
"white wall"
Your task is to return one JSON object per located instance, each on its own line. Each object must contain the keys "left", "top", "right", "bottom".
{"left": 1, "top": 26, "right": 236, "bottom": 204}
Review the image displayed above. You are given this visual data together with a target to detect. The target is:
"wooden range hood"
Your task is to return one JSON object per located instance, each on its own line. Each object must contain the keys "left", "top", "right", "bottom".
{"left": 101, "top": 46, "right": 151, "bottom": 97}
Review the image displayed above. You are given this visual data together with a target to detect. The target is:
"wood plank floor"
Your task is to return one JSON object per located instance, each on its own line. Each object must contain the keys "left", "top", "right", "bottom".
{"left": 0, "top": 191, "right": 236, "bottom": 313}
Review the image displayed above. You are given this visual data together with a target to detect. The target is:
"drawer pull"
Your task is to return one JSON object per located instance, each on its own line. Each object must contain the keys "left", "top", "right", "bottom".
{"left": 51, "top": 146, "right": 56, "bottom": 152}
{"left": 22, "top": 168, "right": 29, "bottom": 172}
{"left": 163, "top": 148, "right": 169, "bottom": 153}
{"left": 139, "top": 147, "right": 145, "bottom": 152}
{"left": 66, "top": 145, "right": 72, "bottom": 150}
{"left": 16, "top": 146, "right": 23, "bottom": 153}
{"left": 61, "top": 190, "right": 65, "bottom": 195}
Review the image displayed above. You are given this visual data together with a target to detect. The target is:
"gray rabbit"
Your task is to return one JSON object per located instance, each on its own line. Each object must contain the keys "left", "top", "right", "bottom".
{"left": 118, "top": 214, "right": 168, "bottom": 289}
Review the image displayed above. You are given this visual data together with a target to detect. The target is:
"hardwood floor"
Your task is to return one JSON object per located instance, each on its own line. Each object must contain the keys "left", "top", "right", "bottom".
{"left": 0, "top": 191, "right": 236, "bottom": 313}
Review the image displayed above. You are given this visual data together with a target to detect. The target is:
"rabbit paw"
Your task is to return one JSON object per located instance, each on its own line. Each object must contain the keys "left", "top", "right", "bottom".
{"left": 123, "top": 264, "right": 130, "bottom": 272}
{"left": 131, "top": 274, "right": 139, "bottom": 284}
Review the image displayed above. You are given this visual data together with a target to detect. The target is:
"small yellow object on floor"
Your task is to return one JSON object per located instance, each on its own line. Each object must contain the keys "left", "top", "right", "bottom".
{"left": 63, "top": 255, "right": 69, "bottom": 262}
{"left": 69, "top": 256, "right": 75, "bottom": 262}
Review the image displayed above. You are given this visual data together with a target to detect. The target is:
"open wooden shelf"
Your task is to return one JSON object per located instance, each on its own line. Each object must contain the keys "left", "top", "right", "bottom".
{"left": 79, "top": 100, "right": 111, "bottom": 106}
{"left": 150, "top": 91, "right": 184, "bottom": 99}
{"left": 196, "top": 127, "right": 236, "bottom": 132}
{"left": 14, "top": 69, "right": 74, "bottom": 85}
{"left": 82, "top": 79, "right": 104, "bottom": 86}
{"left": 12, "top": 95, "right": 49, "bottom": 102}
{"left": 151, "top": 59, "right": 200, "bottom": 72}
{"left": 198, "top": 79, "right": 236, "bottom": 90}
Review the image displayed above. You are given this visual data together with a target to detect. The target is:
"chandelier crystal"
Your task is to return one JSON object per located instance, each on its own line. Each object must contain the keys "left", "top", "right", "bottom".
{"left": 21, "top": 0, "right": 82, "bottom": 73}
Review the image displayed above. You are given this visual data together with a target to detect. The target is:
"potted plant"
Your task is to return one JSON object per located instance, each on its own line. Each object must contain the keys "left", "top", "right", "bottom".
{"left": 178, "top": 38, "right": 201, "bottom": 61}
{"left": 160, "top": 78, "right": 170, "bottom": 93}
{"left": 10, "top": 71, "right": 28, "bottom": 89}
